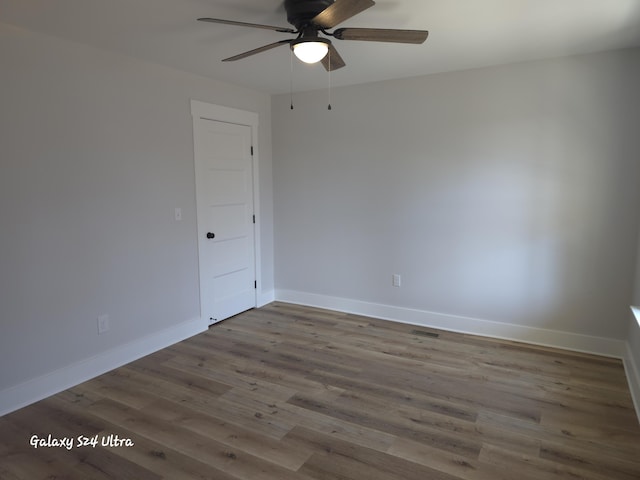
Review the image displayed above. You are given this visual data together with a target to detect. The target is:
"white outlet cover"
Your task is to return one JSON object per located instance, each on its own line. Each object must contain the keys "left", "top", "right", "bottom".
{"left": 174, "top": 208, "right": 182, "bottom": 221}
{"left": 97, "top": 314, "right": 110, "bottom": 334}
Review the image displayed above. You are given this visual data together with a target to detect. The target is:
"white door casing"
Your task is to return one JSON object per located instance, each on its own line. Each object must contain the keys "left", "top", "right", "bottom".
{"left": 192, "top": 101, "right": 260, "bottom": 325}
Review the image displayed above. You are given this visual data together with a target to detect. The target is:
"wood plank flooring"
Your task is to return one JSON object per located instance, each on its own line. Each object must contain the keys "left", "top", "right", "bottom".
{"left": 2, "top": 302, "right": 640, "bottom": 479}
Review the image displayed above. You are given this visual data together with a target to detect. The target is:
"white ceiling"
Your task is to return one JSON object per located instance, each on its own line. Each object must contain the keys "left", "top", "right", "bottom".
{"left": 3, "top": 0, "right": 640, "bottom": 94}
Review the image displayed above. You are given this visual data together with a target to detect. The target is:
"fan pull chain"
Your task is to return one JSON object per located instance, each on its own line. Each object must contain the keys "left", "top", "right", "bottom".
{"left": 290, "top": 47, "right": 294, "bottom": 110}
{"left": 327, "top": 49, "right": 332, "bottom": 111}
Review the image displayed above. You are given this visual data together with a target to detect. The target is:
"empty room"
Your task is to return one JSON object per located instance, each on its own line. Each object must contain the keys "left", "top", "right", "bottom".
{"left": 1, "top": 0, "right": 640, "bottom": 479}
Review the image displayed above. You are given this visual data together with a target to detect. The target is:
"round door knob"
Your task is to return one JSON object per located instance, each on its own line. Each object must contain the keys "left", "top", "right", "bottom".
{"left": 206, "top": 232, "right": 215, "bottom": 239}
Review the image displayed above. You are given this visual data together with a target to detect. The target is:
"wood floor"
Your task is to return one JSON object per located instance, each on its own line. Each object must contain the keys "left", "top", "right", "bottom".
{"left": 2, "top": 302, "right": 640, "bottom": 479}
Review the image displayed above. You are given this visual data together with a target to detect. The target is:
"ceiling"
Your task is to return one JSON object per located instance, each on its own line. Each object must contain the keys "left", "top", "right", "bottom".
{"left": 3, "top": 0, "right": 640, "bottom": 94}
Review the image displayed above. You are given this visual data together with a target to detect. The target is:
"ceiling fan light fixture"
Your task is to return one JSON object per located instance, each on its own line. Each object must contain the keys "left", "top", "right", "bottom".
{"left": 291, "top": 38, "right": 330, "bottom": 64}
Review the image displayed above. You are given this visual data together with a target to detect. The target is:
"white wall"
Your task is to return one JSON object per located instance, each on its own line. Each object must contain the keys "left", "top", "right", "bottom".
{"left": 631, "top": 253, "right": 640, "bottom": 354}
{"left": 273, "top": 48, "right": 640, "bottom": 349}
{"left": 0, "top": 23, "right": 274, "bottom": 411}
{"left": 626, "top": 217, "right": 640, "bottom": 416}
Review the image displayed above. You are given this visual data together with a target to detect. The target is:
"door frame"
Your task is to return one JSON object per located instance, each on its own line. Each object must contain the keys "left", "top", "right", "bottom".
{"left": 191, "top": 100, "right": 262, "bottom": 323}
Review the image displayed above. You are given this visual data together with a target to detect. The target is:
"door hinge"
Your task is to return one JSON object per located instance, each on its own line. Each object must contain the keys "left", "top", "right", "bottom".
{"left": 253, "top": 214, "right": 256, "bottom": 224}
{"left": 254, "top": 280, "right": 257, "bottom": 289}
{"left": 251, "top": 146, "right": 254, "bottom": 156}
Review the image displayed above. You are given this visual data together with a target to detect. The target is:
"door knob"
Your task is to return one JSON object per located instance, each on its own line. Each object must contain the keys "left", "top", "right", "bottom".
{"left": 206, "top": 232, "right": 215, "bottom": 239}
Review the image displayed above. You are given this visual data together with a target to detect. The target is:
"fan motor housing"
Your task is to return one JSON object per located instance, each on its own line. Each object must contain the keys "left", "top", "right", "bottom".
{"left": 284, "top": 0, "right": 333, "bottom": 29}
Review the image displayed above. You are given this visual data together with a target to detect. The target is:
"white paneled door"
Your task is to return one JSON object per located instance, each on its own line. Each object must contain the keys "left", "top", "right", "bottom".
{"left": 193, "top": 118, "right": 256, "bottom": 325}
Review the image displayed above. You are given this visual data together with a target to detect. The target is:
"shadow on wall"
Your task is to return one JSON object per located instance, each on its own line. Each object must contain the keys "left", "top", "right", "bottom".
{"left": 405, "top": 60, "right": 639, "bottom": 338}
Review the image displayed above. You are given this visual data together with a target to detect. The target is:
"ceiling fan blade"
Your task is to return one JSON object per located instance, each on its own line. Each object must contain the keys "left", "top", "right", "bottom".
{"left": 223, "top": 40, "right": 292, "bottom": 62}
{"left": 333, "top": 28, "right": 429, "bottom": 44}
{"left": 312, "top": 0, "right": 375, "bottom": 29}
{"left": 198, "top": 17, "right": 296, "bottom": 33}
{"left": 321, "top": 43, "right": 346, "bottom": 71}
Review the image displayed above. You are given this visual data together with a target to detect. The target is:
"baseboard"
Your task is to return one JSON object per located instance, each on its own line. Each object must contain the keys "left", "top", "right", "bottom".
{"left": 275, "top": 289, "right": 625, "bottom": 358}
{"left": 623, "top": 342, "right": 640, "bottom": 423}
{"left": 257, "top": 289, "right": 275, "bottom": 308}
{"left": 0, "top": 316, "right": 206, "bottom": 417}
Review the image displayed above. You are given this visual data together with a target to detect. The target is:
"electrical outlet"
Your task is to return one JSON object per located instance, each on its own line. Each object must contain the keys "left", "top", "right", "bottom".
{"left": 174, "top": 207, "right": 182, "bottom": 221}
{"left": 97, "top": 314, "right": 110, "bottom": 335}
{"left": 392, "top": 274, "right": 401, "bottom": 287}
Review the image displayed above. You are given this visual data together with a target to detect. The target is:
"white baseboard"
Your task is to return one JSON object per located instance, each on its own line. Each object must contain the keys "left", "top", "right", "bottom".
{"left": 0, "top": 317, "right": 206, "bottom": 417}
{"left": 257, "top": 289, "right": 275, "bottom": 308}
{"left": 623, "top": 342, "right": 640, "bottom": 423}
{"left": 275, "top": 289, "right": 625, "bottom": 358}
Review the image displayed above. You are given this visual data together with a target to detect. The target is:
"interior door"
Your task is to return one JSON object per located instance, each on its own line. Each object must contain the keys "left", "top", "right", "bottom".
{"left": 193, "top": 118, "right": 256, "bottom": 325}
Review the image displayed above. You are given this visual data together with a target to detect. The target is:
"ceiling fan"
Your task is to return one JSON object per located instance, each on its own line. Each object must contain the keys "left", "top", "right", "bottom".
{"left": 198, "top": 0, "right": 429, "bottom": 71}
